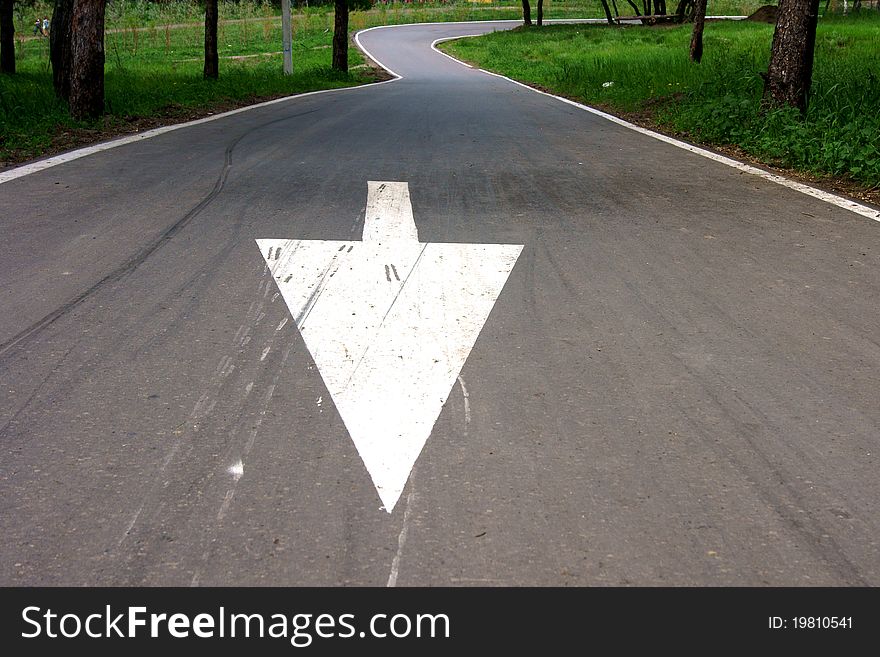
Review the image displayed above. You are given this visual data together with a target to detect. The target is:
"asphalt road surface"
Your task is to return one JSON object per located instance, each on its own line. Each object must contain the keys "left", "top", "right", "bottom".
{"left": 1, "top": 21, "right": 879, "bottom": 586}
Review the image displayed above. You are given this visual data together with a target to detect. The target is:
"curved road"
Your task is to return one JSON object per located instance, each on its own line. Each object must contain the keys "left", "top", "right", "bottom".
{"left": 1, "top": 22, "right": 879, "bottom": 586}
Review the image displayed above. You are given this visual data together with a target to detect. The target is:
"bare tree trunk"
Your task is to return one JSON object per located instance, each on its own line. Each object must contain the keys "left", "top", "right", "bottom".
{"left": 600, "top": 0, "right": 615, "bottom": 23}
{"left": 675, "top": 0, "right": 693, "bottom": 21}
{"left": 69, "top": 0, "right": 104, "bottom": 120}
{"left": 332, "top": 0, "right": 348, "bottom": 72}
{"left": 51, "top": 0, "right": 73, "bottom": 99}
{"left": 204, "top": 0, "right": 218, "bottom": 79}
{"left": 0, "top": 0, "right": 14, "bottom": 74}
{"left": 537, "top": 0, "right": 543, "bottom": 25}
{"left": 521, "top": 0, "right": 532, "bottom": 25}
{"left": 763, "top": 0, "right": 820, "bottom": 113}
{"left": 689, "top": 0, "right": 706, "bottom": 62}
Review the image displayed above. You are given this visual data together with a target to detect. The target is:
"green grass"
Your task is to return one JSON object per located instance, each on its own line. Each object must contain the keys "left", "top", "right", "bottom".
{"left": 1, "top": 17, "right": 372, "bottom": 161}
{"left": 0, "top": 0, "right": 773, "bottom": 163}
{"left": 441, "top": 14, "right": 880, "bottom": 186}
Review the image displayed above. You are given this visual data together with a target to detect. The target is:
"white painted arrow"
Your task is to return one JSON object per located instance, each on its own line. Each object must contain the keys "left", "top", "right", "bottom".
{"left": 257, "top": 181, "right": 522, "bottom": 512}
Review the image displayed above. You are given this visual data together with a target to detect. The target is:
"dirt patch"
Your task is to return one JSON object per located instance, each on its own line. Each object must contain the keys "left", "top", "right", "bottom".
{"left": 357, "top": 46, "right": 396, "bottom": 83}
{"left": 746, "top": 5, "right": 779, "bottom": 23}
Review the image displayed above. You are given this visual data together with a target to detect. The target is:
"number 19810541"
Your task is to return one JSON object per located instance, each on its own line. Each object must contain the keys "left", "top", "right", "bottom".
{"left": 769, "top": 617, "right": 852, "bottom": 630}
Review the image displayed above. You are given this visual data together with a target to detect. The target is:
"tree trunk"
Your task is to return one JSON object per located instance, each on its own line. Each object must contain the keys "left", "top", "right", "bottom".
{"left": 537, "top": 0, "right": 543, "bottom": 25}
{"left": 763, "top": 0, "right": 820, "bottom": 113}
{"left": 332, "top": 0, "right": 348, "bottom": 72}
{"left": 204, "top": 0, "right": 218, "bottom": 79}
{"left": 0, "top": 0, "right": 14, "bottom": 74}
{"left": 521, "top": 0, "right": 532, "bottom": 25}
{"left": 51, "top": 0, "right": 74, "bottom": 99}
{"left": 599, "top": 0, "right": 615, "bottom": 24}
{"left": 689, "top": 0, "right": 706, "bottom": 62}
{"left": 69, "top": 0, "right": 105, "bottom": 120}
{"left": 675, "top": 0, "right": 693, "bottom": 21}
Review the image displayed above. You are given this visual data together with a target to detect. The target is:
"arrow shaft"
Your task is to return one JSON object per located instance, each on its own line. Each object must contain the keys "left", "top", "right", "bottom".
{"left": 364, "top": 181, "right": 419, "bottom": 243}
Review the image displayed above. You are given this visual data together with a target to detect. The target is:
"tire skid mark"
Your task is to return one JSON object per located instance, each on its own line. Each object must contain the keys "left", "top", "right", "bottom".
{"left": 117, "top": 264, "right": 279, "bottom": 550}
{"left": 189, "top": 342, "right": 294, "bottom": 585}
{"left": 0, "top": 108, "right": 321, "bottom": 362}
{"left": 0, "top": 140, "right": 236, "bottom": 361}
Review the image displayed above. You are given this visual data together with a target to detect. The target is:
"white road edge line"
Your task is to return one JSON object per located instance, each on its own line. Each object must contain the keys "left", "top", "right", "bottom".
{"left": 429, "top": 32, "right": 880, "bottom": 224}
{"left": 431, "top": 35, "right": 481, "bottom": 67}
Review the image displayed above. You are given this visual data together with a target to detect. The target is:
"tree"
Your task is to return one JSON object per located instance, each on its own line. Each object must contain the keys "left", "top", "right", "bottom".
{"left": 204, "top": 0, "right": 218, "bottom": 79}
{"left": 332, "top": 0, "right": 347, "bottom": 72}
{"left": 521, "top": 0, "right": 532, "bottom": 26}
{"left": 599, "top": 0, "right": 615, "bottom": 24}
{"left": 69, "top": 0, "right": 105, "bottom": 119}
{"left": 689, "top": 0, "right": 706, "bottom": 62}
{"left": 1, "top": 0, "right": 13, "bottom": 74}
{"left": 675, "top": 0, "right": 696, "bottom": 21}
{"left": 537, "top": 0, "right": 543, "bottom": 26}
{"left": 51, "top": 0, "right": 73, "bottom": 99}
{"left": 763, "top": 0, "right": 820, "bottom": 113}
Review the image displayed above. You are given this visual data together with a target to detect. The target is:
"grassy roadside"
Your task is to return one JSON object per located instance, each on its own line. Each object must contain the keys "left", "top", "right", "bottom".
{"left": 1, "top": 0, "right": 768, "bottom": 167}
{"left": 2, "top": 9, "right": 373, "bottom": 165}
{"left": 440, "top": 15, "right": 880, "bottom": 205}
